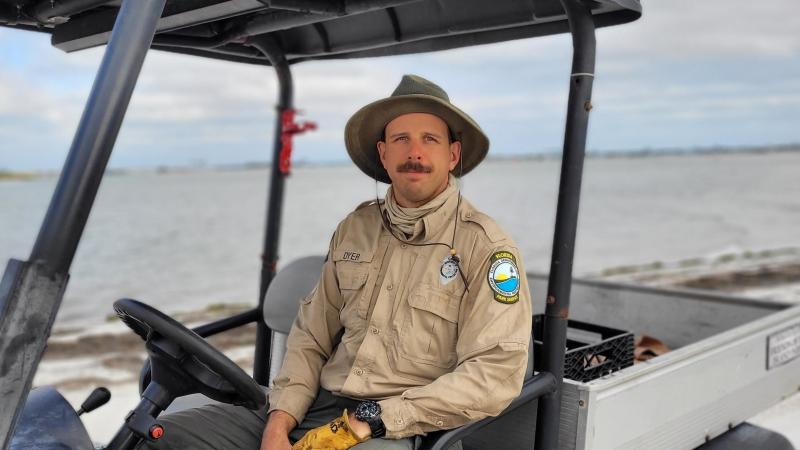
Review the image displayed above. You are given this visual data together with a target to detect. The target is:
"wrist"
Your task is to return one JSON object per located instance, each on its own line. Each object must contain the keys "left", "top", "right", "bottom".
{"left": 347, "top": 412, "right": 373, "bottom": 440}
{"left": 353, "top": 400, "right": 386, "bottom": 439}
{"left": 266, "top": 410, "right": 297, "bottom": 434}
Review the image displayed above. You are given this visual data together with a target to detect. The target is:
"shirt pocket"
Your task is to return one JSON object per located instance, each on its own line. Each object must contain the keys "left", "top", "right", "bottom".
{"left": 397, "top": 285, "right": 461, "bottom": 374}
{"left": 332, "top": 249, "right": 374, "bottom": 323}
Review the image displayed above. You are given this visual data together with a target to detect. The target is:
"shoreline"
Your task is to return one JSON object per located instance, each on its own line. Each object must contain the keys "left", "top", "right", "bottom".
{"left": 5, "top": 144, "right": 799, "bottom": 180}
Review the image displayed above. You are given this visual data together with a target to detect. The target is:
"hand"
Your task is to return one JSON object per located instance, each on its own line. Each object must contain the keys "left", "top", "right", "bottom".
{"left": 261, "top": 410, "right": 297, "bottom": 450}
{"left": 291, "top": 409, "right": 367, "bottom": 450}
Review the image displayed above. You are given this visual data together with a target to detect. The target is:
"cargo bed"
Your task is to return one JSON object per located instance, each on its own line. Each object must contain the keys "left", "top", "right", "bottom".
{"left": 465, "top": 274, "right": 800, "bottom": 450}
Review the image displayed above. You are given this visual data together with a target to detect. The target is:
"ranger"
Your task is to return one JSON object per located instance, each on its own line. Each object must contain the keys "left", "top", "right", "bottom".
{"left": 143, "top": 75, "right": 532, "bottom": 450}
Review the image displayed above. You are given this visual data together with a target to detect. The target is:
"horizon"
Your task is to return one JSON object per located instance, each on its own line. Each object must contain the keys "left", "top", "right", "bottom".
{"left": 3, "top": 142, "right": 798, "bottom": 176}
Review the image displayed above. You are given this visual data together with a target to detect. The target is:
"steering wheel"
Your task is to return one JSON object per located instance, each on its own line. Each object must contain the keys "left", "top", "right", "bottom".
{"left": 113, "top": 298, "right": 265, "bottom": 410}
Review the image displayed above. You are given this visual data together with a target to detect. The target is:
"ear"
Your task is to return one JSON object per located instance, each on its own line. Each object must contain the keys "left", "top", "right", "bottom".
{"left": 448, "top": 140, "right": 462, "bottom": 172}
{"left": 376, "top": 141, "right": 388, "bottom": 169}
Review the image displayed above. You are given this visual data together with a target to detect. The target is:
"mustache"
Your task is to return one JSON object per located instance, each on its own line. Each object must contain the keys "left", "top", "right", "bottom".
{"left": 396, "top": 161, "right": 432, "bottom": 173}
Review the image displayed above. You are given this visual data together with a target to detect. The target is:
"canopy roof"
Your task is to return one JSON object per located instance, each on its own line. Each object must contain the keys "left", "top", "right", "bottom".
{"left": 1, "top": 0, "right": 641, "bottom": 65}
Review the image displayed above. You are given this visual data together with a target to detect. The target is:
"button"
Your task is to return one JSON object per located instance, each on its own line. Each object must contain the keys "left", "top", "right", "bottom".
{"left": 371, "top": 327, "right": 380, "bottom": 335}
{"left": 395, "top": 418, "right": 404, "bottom": 425}
{"left": 355, "top": 368, "right": 364, "bottom": 376}
{"left": 401, "top": 244, "right": 407, "bottom": 248}
{"left": 387, "top": 283, "right": 393, "bottom": 290}
{"left": 436, "top": 420, "right": 444, "bottom": 427}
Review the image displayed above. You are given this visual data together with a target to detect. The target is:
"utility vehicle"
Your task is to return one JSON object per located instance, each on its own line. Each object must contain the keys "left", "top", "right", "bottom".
{"left": 1, "top": 1, "right": 798, "bottom": 449}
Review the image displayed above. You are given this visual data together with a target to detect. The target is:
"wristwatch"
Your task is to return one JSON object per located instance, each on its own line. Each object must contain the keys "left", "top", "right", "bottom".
{"left": 354, "top": 400, "right": 386, "bottom": 438}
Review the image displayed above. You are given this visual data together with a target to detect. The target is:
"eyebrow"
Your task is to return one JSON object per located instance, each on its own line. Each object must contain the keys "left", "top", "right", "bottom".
{"left": 387, "top": 131, "right": 445, "bottom": 139}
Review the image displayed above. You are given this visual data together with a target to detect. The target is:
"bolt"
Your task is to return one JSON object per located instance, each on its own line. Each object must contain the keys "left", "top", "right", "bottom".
{"left": 584, "top": 101, "right": 593, "bottom": 111}
{"left": 578, "top": 400, "right": 585, "bottom": 407}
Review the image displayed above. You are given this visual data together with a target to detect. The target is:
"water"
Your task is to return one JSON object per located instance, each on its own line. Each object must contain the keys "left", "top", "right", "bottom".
{"left": 1, "top": 151, "right": 799, "bottom": 327}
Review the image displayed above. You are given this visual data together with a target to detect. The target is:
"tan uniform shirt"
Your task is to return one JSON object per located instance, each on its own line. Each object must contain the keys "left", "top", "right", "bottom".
{"left": 269, "top": 192, "right": 532, "bottom": 439}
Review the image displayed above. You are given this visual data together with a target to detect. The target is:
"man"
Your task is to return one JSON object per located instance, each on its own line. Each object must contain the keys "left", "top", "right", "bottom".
{"left": 145, "top": 75, "right": 532, "bottom": 450}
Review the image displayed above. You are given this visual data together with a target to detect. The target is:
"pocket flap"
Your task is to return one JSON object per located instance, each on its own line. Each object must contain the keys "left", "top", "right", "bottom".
{"left": 409, "top": 286, "right": 459, "bottom": 323}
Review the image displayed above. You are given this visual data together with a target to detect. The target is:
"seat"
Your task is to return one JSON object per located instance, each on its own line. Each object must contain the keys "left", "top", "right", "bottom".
{"left": 261, "top": 255, "right": 327, "bottom": 386}
{"left": 165, "top": 255, "right": 324, "bottom": 412}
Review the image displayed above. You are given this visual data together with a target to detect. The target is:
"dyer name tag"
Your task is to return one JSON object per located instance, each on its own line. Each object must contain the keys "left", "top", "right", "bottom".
{"left": 767, "top": 323, "right": 800, "bottom": 370}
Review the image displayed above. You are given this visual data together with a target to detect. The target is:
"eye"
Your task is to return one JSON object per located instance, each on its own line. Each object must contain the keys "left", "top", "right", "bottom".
{"left": 424, "top": 135, "right": 439, "bottom": 143}
{"left": 393, "top": 136, "right": 409, "bottom": 142}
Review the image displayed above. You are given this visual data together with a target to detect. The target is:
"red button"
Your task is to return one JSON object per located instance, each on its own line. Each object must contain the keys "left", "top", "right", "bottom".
{"left": 150, "top": 425, "right": 164, "bottom": 439}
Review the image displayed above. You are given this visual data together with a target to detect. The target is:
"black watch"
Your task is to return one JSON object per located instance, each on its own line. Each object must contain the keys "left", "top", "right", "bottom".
{"left": 354, "top": 400, "right": 386, "bottom": 438}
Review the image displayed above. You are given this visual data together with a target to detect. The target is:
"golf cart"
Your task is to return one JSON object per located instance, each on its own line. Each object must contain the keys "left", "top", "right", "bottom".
{"left": 1, "top": 0, "right": 799, "bottom": 449}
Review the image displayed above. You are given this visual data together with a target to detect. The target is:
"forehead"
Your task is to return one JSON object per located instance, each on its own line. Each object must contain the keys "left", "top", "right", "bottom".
{"left": 385, "top": 112, "right": 448, "bottom": 135}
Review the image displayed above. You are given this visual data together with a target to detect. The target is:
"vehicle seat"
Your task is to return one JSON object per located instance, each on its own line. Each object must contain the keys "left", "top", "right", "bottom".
{"left": 262, "top": 255, "right": 326, "bottom": 386}
{"left": 166, "top": 255, "right": 325, "bottom": 412}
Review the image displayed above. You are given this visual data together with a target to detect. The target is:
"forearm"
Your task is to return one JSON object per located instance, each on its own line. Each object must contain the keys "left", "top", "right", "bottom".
{"left": 268, "top": 339, "right": 329, "bottom": 421}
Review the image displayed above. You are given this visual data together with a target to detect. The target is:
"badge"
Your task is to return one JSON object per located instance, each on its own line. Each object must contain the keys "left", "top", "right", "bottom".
{"left": 488, "top": 251, "right": 520, "bottom": 304}
{"left": 440, "top": 254, "right": 460, "bottom": 286}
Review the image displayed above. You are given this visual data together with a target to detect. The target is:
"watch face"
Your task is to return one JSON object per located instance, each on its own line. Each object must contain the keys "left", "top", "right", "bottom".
{"left": 356, "top": 400, "right": 381, "bottom": 420}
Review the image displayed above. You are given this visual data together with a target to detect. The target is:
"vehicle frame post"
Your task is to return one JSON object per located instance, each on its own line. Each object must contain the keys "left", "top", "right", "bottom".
{"left": 0, "top": 0, "right": 165, "bottom": 446}
{"left": 249, "top": 36, "right": 294, "bottom": 384}
{"left": 534, "top": 0, "right": 596, "bottom": 448}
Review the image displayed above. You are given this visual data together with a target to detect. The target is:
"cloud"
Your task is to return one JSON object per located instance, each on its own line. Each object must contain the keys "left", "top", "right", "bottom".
{"left": 0, "top": 0, "right": 799, "bottom": 170}
{"left": 601, "top": 0, "right": 800, "bottom": 59}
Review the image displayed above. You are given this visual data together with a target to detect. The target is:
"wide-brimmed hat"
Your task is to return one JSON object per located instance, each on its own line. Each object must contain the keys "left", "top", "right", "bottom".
{"left": 344, "top": 74, "right": 490, "bottom": 184}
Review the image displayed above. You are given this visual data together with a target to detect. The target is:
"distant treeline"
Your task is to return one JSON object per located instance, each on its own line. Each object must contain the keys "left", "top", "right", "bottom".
{"left": 484, "top": 142, "right": 800, "bottom": 162}
{"left": 0, "top": 170, "right": 40, "bottom": 181}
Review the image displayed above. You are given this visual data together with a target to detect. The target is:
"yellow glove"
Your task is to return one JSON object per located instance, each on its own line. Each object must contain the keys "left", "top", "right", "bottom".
{"left": 292, "top": 409, "right": 367, "bottom": 450}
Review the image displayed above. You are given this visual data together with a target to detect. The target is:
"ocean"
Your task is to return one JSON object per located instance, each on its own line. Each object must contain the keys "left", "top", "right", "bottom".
{"left": 1, "top": 150, "right": 799, "bottom": 327}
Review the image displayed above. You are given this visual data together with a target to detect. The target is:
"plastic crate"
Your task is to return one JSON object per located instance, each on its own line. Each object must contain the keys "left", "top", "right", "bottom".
{"left": 532, "top": 314, "right": 634, "bottom": 382}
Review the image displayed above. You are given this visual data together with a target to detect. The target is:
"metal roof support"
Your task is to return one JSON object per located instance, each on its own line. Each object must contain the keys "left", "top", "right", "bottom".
{"left": 534, "top": 0, "right": 596, "bottom": 448}
{"left": 31, "top": 0, "right": 111, "bottom": 25}
{"left": 0, "top": 0, "right": 166, "bottom": 445}
{"left": 249, "top": 35, "right": 293, "bottom": 385}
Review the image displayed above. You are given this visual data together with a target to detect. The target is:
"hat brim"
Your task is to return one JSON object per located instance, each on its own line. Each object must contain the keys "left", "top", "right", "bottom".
{"left": 345, "top": 94, "right": 489, "bottom": 184}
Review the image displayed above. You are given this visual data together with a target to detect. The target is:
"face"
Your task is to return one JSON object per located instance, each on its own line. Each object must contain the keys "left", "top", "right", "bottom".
{"left": 377, "top": 112, "right": 461, "bottom": 208}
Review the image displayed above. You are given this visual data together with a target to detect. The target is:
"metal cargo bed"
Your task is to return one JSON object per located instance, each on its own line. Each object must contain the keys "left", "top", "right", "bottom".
{"left": 466, "top": 274, "right": 800, "bottom": 450}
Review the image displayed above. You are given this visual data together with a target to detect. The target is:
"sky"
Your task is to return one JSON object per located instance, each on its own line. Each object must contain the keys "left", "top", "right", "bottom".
{"left": 0, "top": 0, "right": 799, "bottom": 171}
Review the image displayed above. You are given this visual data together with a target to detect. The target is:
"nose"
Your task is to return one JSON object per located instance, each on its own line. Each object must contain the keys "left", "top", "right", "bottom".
{"left": 407, "top": 138, "right": 423, "bottom": 160}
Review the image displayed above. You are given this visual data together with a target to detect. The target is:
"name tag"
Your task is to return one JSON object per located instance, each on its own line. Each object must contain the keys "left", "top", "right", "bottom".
{"left": 342, "top": 251, "right": 361, "bottom": 262}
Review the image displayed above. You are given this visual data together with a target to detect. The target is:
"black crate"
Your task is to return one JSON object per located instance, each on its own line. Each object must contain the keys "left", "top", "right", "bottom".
{"left": 532, "top": 314, "right": 634, "bottom": 382}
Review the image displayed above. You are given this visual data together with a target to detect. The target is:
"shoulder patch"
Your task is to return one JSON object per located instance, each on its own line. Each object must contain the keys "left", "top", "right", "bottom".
{"left": 487, "top": 250, "right": 520, "bottom": 304}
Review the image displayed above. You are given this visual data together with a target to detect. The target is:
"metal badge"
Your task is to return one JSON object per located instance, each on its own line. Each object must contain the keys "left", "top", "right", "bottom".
{"left": 440, "top": 255, "right": 460, "bottom": 286}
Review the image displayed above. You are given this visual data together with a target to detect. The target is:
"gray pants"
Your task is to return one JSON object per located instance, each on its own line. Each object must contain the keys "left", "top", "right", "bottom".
{"left": 138, "top": 389, "right": 461, "bottom": 450}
